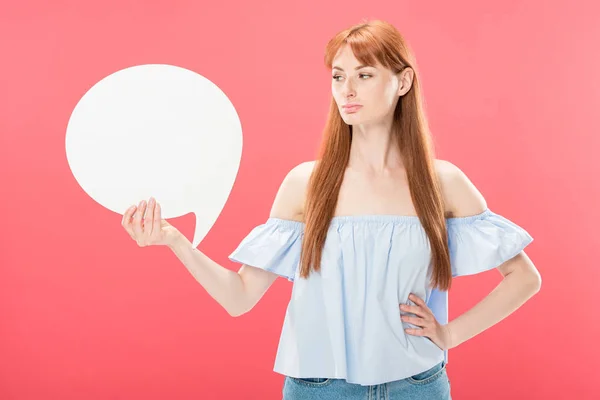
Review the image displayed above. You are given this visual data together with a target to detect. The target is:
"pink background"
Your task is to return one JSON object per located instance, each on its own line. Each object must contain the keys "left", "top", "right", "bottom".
{"left": 1, "top": 0, "right": 598, "bottom": 398}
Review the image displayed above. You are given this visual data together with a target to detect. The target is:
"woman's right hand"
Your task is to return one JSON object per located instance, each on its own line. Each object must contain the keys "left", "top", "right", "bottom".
{"left": 121, "top": 197, "right": 179, "bottom": 247}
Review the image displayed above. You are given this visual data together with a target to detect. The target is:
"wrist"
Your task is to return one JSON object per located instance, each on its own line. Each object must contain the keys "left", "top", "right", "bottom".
{"left": 444, "top": 323, "right": 457, "bottom": 350}
{"left": 165, "top": 228, "right": 186, "bottom": 249}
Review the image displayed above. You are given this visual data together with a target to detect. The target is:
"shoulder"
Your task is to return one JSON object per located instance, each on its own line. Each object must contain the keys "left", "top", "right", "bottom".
{"left": 434, "top": 159, "right": 487, "bottom": 217}
{"left": 269, "top": 160, "right": 317, "bottom": 221}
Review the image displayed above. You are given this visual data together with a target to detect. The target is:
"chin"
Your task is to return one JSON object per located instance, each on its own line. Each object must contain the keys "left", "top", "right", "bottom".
{"left": 342, "top": 115, "right": 361, "bottom": 124}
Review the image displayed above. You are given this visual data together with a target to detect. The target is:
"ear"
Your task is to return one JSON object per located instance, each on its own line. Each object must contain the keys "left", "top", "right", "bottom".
{"left": 397, "top": 67, "right": 414, "bottom": 97}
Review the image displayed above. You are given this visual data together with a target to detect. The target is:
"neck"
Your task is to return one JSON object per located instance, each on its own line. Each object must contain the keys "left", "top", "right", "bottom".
{"left": 347, "top": 120, "right": 404, "bottom": 176}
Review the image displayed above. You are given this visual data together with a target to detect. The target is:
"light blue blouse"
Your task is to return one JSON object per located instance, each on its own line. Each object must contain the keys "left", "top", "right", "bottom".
{"left": 229, "top": 208, "right": 533, "bottom": 386}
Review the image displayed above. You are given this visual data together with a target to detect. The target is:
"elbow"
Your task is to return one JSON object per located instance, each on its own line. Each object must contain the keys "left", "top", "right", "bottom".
{"left": 533, "top": 275, "right": 542, "bottom": 293}
{"left": 227, "top": 303, "right": 251, "bottom": 318}
{"left": 508, "top": 254, "right": 542, "bottom": 294}
{"left": 505, "top": 267, "right": 541, "bottom": 296}
{"left": 226, "top": 275, "right": 258, "bottom": 317}
{"left": 523, "top": 253, "right": 541, "bottom": 293}
{"left": 228, "top": 309, "right": 246, "bottom": 317}
{"left": 526, "top": 270, "right": 542, "bottom": 294}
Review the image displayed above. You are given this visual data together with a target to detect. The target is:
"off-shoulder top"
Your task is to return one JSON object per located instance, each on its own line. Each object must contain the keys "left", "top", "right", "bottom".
{"left": 228, "top": 208, "right": 533, "bottom": 386}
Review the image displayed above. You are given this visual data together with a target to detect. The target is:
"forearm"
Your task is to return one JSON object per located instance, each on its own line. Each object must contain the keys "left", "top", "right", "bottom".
{"left": 447, "top": 270, "right": 541, "bottom": 348}
{"left": 166, "top": 230, "right": 247, "bottom": 316}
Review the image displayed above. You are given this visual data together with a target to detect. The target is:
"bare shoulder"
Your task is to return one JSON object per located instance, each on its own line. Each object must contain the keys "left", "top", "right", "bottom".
{"left": 236, "top": 161, "right": 316, "bottom": 293}
{"left": 268, "top": 160, "right": 317, "bottom": 221}
{"left": 434, "top": 159, "right": 487, "bottom": 217}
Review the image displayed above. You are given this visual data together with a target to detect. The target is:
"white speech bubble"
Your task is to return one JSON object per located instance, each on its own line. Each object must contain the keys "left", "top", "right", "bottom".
{"left": 66, "top": 64, "right": 242, "bottom": 248}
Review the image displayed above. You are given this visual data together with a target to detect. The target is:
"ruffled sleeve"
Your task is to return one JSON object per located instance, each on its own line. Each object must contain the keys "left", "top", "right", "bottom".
{"left": 446, "top": 209, "right": 534, "bottom": 277}
{"left": 228, "top": 218, "right": 304, "bottom": 282}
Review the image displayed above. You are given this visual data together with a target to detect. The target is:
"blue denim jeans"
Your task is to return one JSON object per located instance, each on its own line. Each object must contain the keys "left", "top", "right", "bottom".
{"left": 282, "top": 360, "right": 451, "bottom": 399}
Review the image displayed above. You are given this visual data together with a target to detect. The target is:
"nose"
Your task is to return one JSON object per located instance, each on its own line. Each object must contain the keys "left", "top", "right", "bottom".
{"left": 342, "top": 78, "right": 356, "bottom": 100}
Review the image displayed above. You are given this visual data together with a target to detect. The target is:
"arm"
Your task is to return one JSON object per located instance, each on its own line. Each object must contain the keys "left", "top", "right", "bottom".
{"left": 167, "top": 161, "right": 313, "bottom": 317}
{"left": 446, "top": 251, "right": 541, "bottom": 348}
{"left": 438, "top": 160, "right": 542, "bottom": 348}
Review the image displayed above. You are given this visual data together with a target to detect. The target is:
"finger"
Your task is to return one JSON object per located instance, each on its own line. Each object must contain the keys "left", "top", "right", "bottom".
{"left": 400, "top": 304, "right": 427, "bottom": 318}
{"left": 408, "top": 293, "right": 427, "bottom": 307}
{"left": 401, "top": 315, "right": 428, "bottom": 328}
{"left": 121, "top": 205, "right": 135, "bottom": 227}
{"left": 122, "top": 205, "right": 137, "bottom": 237}
{"left": 404, "top": 328, "right": 426, "bottom": 336}
{"left": 133, "top": 200, "right": 146, "bottom": 238}
{"left": 153, "top": 201, "right": 162, "bottom": 234}
{"left": 145, "top": 197, "right": 155, "bottom": 236}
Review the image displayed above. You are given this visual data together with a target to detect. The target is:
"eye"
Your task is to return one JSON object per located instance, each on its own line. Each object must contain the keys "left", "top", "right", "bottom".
{"left": 332, "top": 74, "right": 372, "bottom": 81}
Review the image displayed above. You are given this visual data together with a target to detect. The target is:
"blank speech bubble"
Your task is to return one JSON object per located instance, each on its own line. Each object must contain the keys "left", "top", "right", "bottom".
{"left": 66, "top": 64, "right": 242, "bottom": 248}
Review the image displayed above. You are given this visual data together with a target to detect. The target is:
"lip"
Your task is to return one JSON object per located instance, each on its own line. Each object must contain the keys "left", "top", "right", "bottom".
{"left": 342, "top": 104, "right": 362, "bottom": 113}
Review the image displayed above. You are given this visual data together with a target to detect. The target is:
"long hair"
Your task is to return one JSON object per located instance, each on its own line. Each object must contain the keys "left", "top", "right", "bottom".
{"left": 299, "top": 19, "right": 452, "bottom": 291}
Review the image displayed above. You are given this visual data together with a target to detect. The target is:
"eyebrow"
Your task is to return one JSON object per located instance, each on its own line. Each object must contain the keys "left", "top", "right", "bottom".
{"left": 332, "top": 64, "right": 373, "bottom": 72}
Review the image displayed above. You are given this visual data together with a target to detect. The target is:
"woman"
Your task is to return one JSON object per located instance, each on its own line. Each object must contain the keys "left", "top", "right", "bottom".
{"left": 121, "top": 19, "right": 541, "bottom": 400}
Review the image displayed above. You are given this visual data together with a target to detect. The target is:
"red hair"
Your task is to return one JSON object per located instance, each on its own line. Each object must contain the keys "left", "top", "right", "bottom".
{"left": 300, "top": 19, "right": 452, "bottom": 291}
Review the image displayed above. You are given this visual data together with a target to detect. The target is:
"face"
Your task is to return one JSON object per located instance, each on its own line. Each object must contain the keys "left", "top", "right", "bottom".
{"left": 331, "top": 44, "right": 413, "bottom": 126}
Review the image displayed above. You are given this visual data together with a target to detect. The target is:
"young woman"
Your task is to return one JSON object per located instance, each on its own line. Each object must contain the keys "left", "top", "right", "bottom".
{"left": 121, "top": 19, "right": 541, "bottom": 400}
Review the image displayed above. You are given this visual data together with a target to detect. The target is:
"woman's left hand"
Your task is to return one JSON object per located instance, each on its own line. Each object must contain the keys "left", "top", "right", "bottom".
{"left": 400, "top": 293, "right": 454, "bottom": 351}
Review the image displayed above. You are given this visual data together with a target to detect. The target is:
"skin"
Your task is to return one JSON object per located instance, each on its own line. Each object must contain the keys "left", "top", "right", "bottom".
{"left": 329, "top": 44, "right": 541, "bottom": 351}
{"left": 330, "top": 44, "right": 452, "bottom": 350}
{"left": 122, "top": 45, "right": 542, "bottom": 352}
{"left": 331, "top": 43, "right": 414, "bottom": 174}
